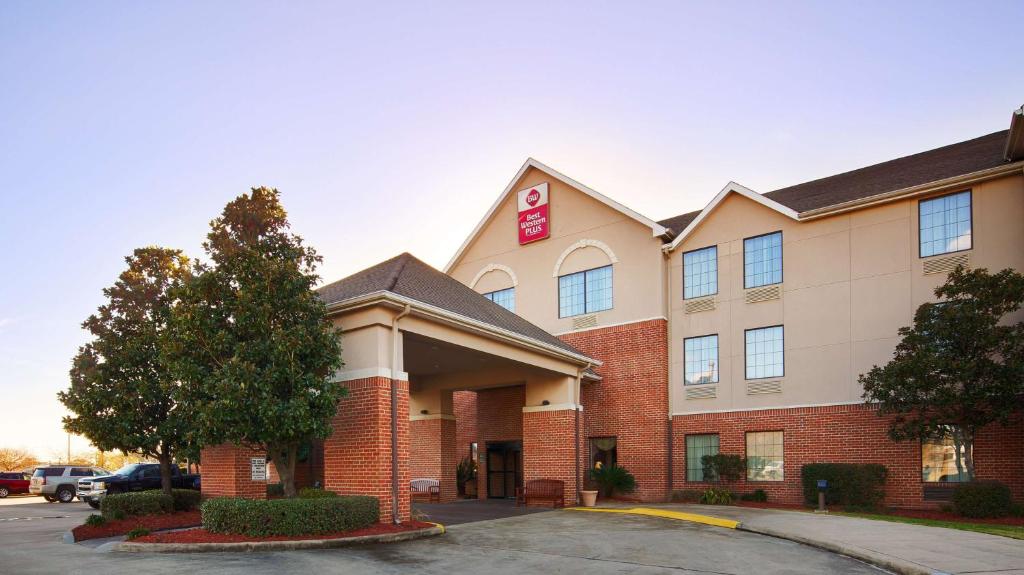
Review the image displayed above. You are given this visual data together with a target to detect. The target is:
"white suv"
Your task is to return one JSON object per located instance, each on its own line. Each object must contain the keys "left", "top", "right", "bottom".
{"left": 29, "top": 466, "right": 108, "bottom": 503}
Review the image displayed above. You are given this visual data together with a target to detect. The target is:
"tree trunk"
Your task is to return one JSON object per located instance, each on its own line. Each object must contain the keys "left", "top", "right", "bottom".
{"left": 961, "top": 428, "right": 976, "bottom": 481}
{"left": 272, "top": 444, "right": 300, "bottom": 498}
{"left": 158, "top": 446, "right": 174, "bottom": 496}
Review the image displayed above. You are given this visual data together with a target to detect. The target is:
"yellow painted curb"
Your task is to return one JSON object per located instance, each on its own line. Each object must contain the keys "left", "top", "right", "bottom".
{"left": 427, "top": 521, "right": 446, "bottom": 534}
{"left": 565, "top": 507, "right": 740, "bottom": 529}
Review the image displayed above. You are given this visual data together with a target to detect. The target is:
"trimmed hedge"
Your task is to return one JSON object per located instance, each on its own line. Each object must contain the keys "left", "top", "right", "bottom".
{"left": 801, "top": 463, "right": 887, "bottom": 509}
{"left": 201, "top": 495, "right": 379, "bottom": 537}
{"left": 101, "top": 491, "right": 174, "bottom": 520}
{"left": 952, "top": 481, "right": 1012, "bottom": 518}
{"left": 298, "top": 487, "right": 338, "bottom": 499}
{"left": 170, "top": 489, "right": 202, "bottom": 511}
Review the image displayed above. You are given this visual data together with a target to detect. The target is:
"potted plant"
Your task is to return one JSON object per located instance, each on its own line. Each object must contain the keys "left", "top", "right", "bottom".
{"left": 589, "top": 463, "right": 636, "bottom": 503}
{"left": 456, "top": 456, "right": 477, "bottom": 499}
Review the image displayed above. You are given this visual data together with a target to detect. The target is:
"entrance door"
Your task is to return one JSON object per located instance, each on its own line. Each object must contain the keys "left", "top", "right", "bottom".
{"left": 486, "top": 441, "right": 522, "bottom": 499}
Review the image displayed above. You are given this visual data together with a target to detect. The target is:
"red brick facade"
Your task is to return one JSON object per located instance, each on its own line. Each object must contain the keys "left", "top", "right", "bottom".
{"left": 323, "top": 376, "right": 410, "bottom": 523}
{"left": 199, "top": 444, "right": 267, "bottom": 500}
{"left": 672, "top": 403, "right": 1024, "bottom": 508}
{"left": 409, "top": 417, "right": 458, "bottom": 502}
{"left": 454, "top": 390, "right": 478, "bottom": 460}
{"left": 474, "top": 385, "right": 524, "bottom": 500}
{"left": 522, "top": 408, "right": 584, "bottom": 505}
{"left": 560, "top": 319, "right": 670, "bottom": 501}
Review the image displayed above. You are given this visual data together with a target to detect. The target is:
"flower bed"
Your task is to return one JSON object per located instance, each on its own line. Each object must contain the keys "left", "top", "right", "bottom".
{"left": 72, "top": 510, "right": 201, "bottom": 542}
{"left": 130, "top": 520, "right": 435, "bottom": 544}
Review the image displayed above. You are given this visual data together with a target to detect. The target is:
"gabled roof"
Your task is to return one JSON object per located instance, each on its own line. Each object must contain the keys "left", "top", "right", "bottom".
{"left": 665, "top": 182, "right": 799, "bottom": 251}
{"left": 444, "top": 158, "right": 668, "bottom": 272}
{"left": 318, "top": 253, "right": 593, "bottom": 361}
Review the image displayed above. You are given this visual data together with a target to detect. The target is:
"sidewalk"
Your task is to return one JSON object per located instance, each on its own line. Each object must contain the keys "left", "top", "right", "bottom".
{"left": 655, "top": 504, "right": 1024, "bottom": 575}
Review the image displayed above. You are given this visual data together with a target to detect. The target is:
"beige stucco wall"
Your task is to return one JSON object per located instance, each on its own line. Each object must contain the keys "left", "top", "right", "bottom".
{"left": 448, "top": 166, "right": 667, "bottom": 335}
{"left": 670, "top": 173, "right": 1024, "bottom": 414}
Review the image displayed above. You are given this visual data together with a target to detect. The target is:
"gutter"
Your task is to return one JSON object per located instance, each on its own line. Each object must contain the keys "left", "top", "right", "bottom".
{"left": 390, "top": 304, "right": 411, "bottom": 524}
{"left": 1005, "top": 105, "right": 1024, "bottom": 161}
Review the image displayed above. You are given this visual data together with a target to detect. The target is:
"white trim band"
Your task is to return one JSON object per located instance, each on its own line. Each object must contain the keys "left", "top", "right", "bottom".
{"left": 552, "top": 316, "right": 667, "bottom": 336}
{"left": 332, "top": 367, "right": 410, "bottom": 383}
{"left": 409, "top": 413, "right": 457, "bottom": 421}
{"left": 671, "top": 399, "right": 866, "bottom": 417}
{"left": 523, "top": 402, "right": 583, "bottom": 413}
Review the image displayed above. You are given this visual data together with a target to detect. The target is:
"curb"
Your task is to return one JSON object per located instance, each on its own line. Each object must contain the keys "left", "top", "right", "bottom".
{"left": 111, "top": 524, "right": 445, "bottom": 553}
{"left": 736, "top": 524, "right": 944, "bottom": 575}
{"left": 565, "top": 507, "right": 741, "bottom": 529}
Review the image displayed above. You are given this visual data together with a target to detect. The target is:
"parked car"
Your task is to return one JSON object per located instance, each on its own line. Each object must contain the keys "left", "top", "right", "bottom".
{"left": 79, "top": 463, "right": 201, "bottom": 509}
{"left": 0, "top": 472, "right": 32, "bottom": 498}
{"left": 29, "top": 466, "right": 109, "bottom": 503}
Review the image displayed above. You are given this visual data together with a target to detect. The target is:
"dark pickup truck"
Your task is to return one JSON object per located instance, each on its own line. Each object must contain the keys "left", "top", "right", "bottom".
{"left": 78, "top": 463, "right": 201, "bottom": 509}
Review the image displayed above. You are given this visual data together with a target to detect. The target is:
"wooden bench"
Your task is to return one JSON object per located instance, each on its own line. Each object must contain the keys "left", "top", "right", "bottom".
{"left": 410, "top": 478, "right": 440, "bottom": 503}
{"left": 515, "top": 479, "right": 565, "bottom": 508}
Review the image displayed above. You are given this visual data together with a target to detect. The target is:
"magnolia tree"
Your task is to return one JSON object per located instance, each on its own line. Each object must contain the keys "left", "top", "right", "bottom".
{"left": 59, "top": 248, "right": 196, "bottom": 494}
{"left": 165, "top": 188, "right": 344, "bottom": 497}
{"left": 860, "top": 266, "right": 1024, "bottom": 480}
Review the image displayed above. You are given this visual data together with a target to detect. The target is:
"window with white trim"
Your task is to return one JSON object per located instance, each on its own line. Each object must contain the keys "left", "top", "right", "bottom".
{"left": 919, "top": 191, "right": 972, "bottom": 257}
{"left": 686, "top": 434, "right": 719, "bottom": 482}
{"left": 483, "top": 287, "right": 515, "bottom": 312}
{"left": 684, "top": 334, "right": 719, "bottom": 385}
{"left": 683, "top": 246, "right": 717, "bottom": 299}
{"left": 558, "top": 265, "right": 613, "bottom": 318}
{"left": 743, "top": 231, "right": 783, "bottom": 288}
{"left": 746, "top": 431, "right": 783, "bottom": 481}
{"left": 745, "top": 326, "right": 784, "bottom": 379}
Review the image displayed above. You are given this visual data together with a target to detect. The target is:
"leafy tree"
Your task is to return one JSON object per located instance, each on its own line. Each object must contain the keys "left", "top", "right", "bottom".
{"left": 165, "top": 188, "right": 344, "bottom": 498}
{"left": 59, "top": 248, "right": 195, "bottom": 494}
{"left": 0, "top": 447, "right": 38, "bottom": 471}
{"left": 860, "top": 266, "right": 1024, "bottom": 480}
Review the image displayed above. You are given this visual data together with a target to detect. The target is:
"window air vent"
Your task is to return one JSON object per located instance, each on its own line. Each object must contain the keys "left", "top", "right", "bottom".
{"left": 685, "top": 296, "right": 716, "bottom": 314}
{"left": 685, "top": 386, "right": 717, "bottom": 400}
{"left": 745, "top": 284, "right": 782, "bottom": 304}
{"left": 922, "top": 252, "right": 970, "bottom": 275}
{"left": 746, "top": 380, "right": 782, "bottom": 395}
{"left": 572, "top": 314, "right": 598, "bottom": 330}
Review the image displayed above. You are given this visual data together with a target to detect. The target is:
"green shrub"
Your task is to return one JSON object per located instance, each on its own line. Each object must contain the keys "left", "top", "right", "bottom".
{"left": 699, "top": 487, "right": 733, "bottom": 505}
{"left": 952, "top": 481, "right": 1012, "bottom": 518}
{"left": 267, "top": 483, "right": 285, "bottom": 497}
{"left": 589, "top": 464, "right": 637, "bottom": 498}
{"left": 125, "top": 527, "right": 150, "bottom": 540}
{"left": 740, "top": 489, "right": 768, "bottom": 502}
{"left": 800, "top": 463, "right": 887, "bottom": 509}
{"left": 101, "top": 491, "right": 174, "bottom": 520}
{"left": 170, "top": 489, "right": 202, "bottom": 511}
{"left": 298, "top": 487, "right": 339, "bottom": 499}
{"left": 671, "top": 489, "right": 702, "bottom": 503}
{"left": 700, "top": 454, "right": 745, "bottom": 482}
{"left": 201, "top": 496, "right": 379, "bottom": 537}
{"left": 84, "top": 514, "right": 106, "bottom": 527}
{"left": 1009, "top": 501, "right": 1024, "bottom": 518}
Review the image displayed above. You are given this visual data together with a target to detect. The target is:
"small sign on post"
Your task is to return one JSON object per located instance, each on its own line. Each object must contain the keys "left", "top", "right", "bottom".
{"left": 816, "top": 479, "right": 828, "bottom": 513}
{"left": 251, "top": 457, "right": 267, "bottom": 482}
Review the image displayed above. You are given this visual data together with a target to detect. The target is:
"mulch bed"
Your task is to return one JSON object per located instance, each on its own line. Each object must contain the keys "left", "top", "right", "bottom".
{"left": 72, "top": 510, "right": 202, "bottom": 542}
{"left": 131, "top": 520, "right": 436, "bottom": 544}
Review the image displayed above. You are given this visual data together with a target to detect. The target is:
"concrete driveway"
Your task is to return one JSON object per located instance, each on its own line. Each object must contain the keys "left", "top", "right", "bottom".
{"left": 0, "top": 496, "right": 885, "bottom": 574}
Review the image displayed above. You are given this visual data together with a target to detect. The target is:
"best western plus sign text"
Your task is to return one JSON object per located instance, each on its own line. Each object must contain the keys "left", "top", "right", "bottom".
{"left": 517, "top": 182, "right": 550, "bottom": 244}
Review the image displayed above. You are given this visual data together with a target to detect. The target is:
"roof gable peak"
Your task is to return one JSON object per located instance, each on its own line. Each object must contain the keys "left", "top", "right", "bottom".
{"left": 664, "top": 181, "right": 799, "bottom": 252}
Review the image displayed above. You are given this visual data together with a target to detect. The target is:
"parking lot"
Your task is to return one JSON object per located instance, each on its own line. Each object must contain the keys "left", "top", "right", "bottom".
{"left": 0, "top": 495, "right": 887, "bottom": 574}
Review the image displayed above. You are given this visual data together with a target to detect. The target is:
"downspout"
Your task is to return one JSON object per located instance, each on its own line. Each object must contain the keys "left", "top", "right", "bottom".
{"left": 391, "top": 304, "right": 411, "bottom": 524}
{"left": 575, "top": 363, "right": 590, "bottom": 505}
{"left": 662, "top": 245, "right": 674, "bottom": 500}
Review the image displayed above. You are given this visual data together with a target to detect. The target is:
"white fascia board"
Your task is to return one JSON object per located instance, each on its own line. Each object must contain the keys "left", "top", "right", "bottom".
{"left": 444, "top": 158, "right": 668, "bottom": 272}
{"left": 665, "top": 181, "right": 799, "bottom": 252}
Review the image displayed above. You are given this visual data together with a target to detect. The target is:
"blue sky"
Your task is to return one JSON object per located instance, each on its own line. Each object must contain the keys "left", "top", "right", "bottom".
{"left": 1, "top": 1, "right": 1022, "bottom": 459}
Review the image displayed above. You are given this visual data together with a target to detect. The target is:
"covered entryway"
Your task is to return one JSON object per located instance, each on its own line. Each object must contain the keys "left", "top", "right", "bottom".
{"left": 413, "top": 498, "right": 549, "bottom": 525}
{"left": 485, "top": 441, "right": 522, "bottom": 499}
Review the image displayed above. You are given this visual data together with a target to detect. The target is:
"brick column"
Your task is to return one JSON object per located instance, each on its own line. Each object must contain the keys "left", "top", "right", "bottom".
{"left": 522, "top": 407, "right": 583, "bottom": 506}
{"left": 199, "top": 444, "right": 267, "bottom": 499}
{"left": 323, "top": 376, "right": 410, "bottom": 523}
{"left": 410, "top": 416, "right": 458, "bottom": 502}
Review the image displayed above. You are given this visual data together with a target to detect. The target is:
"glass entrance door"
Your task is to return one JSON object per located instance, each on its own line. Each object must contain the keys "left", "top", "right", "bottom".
{"left": 486, "top": 441, "right": 522, "bottom": 499}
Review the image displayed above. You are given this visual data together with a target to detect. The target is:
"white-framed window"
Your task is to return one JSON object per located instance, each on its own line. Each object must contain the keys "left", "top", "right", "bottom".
{"left": 919, "top": 191, "right": 972, "bottom": 258}
{"left": 558, "top": 265, "right": 613, "bottom": 318}
{"left": 746, "top": 431, "right": 783, "bottom": 481}
{"left": 683, "top": 245, "right": 718, "bottom": 299}
{"left": 684, "top": 334, "right": 719, "bottom": 385}
{"left": 745, "top": 326, "right": 784, "bottom": 379}
{"left": 743, "top": 231, "right": 783, "bottom": 289}
{"left": 483, "top": 287, "right": 515, "bottom": 312}
{"left": 686, "top": 434, "right": 720, "bottom": 482}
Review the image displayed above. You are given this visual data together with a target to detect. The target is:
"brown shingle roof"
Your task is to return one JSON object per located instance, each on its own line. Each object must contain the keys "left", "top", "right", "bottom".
{"left": 318, "top": 253, "right": 589, "bottom": 358}
{"left": 658, "top": 130, "right": 1012, "bottom": 232}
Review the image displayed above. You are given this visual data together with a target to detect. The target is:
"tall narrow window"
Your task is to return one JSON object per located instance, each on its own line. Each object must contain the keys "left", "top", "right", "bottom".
{"left": 745, "top": 326, "right": 784, "bottom": 379}
{"left": 743, "top": 231, "right": 783, "bottom": 288}
{"left": 483, "top": 287, "right": 515, "bottom": 312}
{"left": 684, "top": 335, "right": 719, "bottom": 385}
{"left": 922, "top": 425, "right": 972, "bottom": 483}
{"left": 686, "top": 434, "right": 720, "bottom": 482}
{"left": 746, "top": 431, "right": 784, "bottom": 481}
{"left": 558, "top": 265, "right": 613, "bottom": 317}
{"left": 683, "top": 246, "right": 718, "bottom": 299}
{"left": 919, "top": 191, "right": 972, "bottom": 257}
{"left": 589, "top": 437, "right": 617, "bottom": 469}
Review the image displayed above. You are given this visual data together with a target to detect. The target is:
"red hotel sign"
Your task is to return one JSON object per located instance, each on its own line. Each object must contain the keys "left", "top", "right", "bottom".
{"left": 517, "top": 182, "right": 550, "bottom": 245}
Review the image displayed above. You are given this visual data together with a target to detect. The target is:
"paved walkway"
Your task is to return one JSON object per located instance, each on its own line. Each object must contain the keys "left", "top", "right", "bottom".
{"left": 641, "top": 504, "right": 1024, "bottom": 575}
{"left": 414, "top": 498, "right": 551, "bottom": 525}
